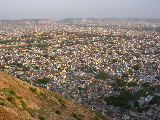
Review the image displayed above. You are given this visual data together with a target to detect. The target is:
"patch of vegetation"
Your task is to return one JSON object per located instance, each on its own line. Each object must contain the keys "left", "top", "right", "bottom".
{"left": 128, "top": 82, "right": 137, "bottom": 87}
{"left": 61, "top": 103, "right": 67, "bottom": 109}
{"left": 104, "top": 89, "right": 132, "bottom": 110}
{"left": 48, "top": 99, "right": 57, "bottom": 107}
{"left": 29, "top": 87, "right": 37, "bottom": 93}
{"left": 54, "top": 93, "right": 65, "bottom": 103}
{"left": 93, "top": 118, "right": 99, "bottom": 120}
{"left": 122, "top": 73, "right": 129, "bottom": 79}
{"left": 117, "top": 80, "right": 126, "bottom": 87}
{"left": 55, "top": 110, "right": 61, "bottom": 115}
{"left": 38, "top": 115, "right": 46, "bottom": 120}
{"left": 20, "top": 100, "right": 27, "bottom": 110}
{"left": 149, "top": 95, "right": 160, "bottom": 105}
{"left": 0, "top": 102, "right": 5, "bottom": 106}
{"left": 34, "top": 77, "right": 50, "bottom": 84}
{"left": 132, "top": 64, "right": 140, "bottom": 70}
{"left": 27, "top": 108, "right": 35, "bottom": 117}
{"left": 142, "top": 82, "right": 151, "bottom": 88}
{"left": 7, "top": 97, "right": 14, "bottom": 103}
{"left": 9, "top": 90, "right": 16, "bottom": 95}
{"left": 39, "top": 92, "right": 48, "bottom": 99}
{"left": 72, "top": 112, "right": 84, "bottom": 120}
{"left": 7, "top": 97, "right": 22, "bottom": 111}
{"left": 58, "top": 99, "right": 63, "bottom": 103}
{"left": 7, "top": 89, "right": 22, "bottom": 99}
{"left": 95, "top": 71, "right": 109, "bottom": 80}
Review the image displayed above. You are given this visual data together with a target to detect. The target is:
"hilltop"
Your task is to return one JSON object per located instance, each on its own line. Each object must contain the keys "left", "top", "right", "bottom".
{"left": 0, "top": 71, "right": 111, "bottom": 120}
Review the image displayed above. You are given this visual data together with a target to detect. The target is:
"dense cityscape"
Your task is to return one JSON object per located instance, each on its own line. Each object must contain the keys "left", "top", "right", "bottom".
{"left": 0, "top": 18, "right": 160, "bottom": 120}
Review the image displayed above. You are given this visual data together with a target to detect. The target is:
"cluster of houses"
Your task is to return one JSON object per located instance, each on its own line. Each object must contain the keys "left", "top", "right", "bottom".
{"left": 0, "top": 20, "right": 160, "bottom": 119}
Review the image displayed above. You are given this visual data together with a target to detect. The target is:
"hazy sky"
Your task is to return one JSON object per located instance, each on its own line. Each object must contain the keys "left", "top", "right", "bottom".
{"left": 0, "top": 0, "right": 160, "bottom": 20}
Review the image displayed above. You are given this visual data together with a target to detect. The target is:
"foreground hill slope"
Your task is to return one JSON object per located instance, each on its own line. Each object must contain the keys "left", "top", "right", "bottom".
{"left": 0, "top": 71, "right": 111, "bottom": 120}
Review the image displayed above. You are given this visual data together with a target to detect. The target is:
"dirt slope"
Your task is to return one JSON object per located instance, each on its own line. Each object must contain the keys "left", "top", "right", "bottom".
{"left": 0, "top": 71, "right": 111, "bottom": 120}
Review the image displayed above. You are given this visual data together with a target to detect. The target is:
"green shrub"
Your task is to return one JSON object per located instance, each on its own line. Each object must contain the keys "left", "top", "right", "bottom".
{"left": 55, "top": 110, "right": 61, "bottom": 115}
{"left": 72, "top": 112, "right": 83, "bottom": 120}
{"left": 29, "top": 87, "right": 37, "bottom": 93}
{"left": 7, "top": 97, "right": 13, "bottom": 103}
{"left": 8, "top": 90, "right": 22, "bottom": 99}
{"left": 0, "top": 102, "right": 5, "bottom": 106}
{"left": 38, "top": 115, "right": 46, "bottom": 120}
{"left": 61, "top": 103, "right": 67, "bottom": 109}
{"left": 39, "top": 92, "right": 47, "bottom": 99}
{"left": 9, "top": 90, "right": 15, "bottom": 95}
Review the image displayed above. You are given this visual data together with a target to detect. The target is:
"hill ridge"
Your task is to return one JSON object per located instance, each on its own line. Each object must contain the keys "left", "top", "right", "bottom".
{"left": 0, "top": 71, "right": 111, "bottom": 120}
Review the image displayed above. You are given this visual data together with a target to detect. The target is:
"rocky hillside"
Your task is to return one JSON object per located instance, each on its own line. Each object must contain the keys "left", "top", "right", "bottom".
{"left": 0, "top": 71, "right": 111, "bottom": 120}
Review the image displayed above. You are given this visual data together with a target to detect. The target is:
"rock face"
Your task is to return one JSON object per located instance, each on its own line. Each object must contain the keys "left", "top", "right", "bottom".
{"left": 0, "top": 71, "right": 111, "bottom": 120}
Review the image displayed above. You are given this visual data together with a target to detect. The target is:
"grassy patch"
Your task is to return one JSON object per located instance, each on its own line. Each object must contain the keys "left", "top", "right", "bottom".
{"left": 53, "top": 93, "right": 65, "bottom": 103}
{"left": 20, "top": 100, "right": 27, "bottom": 110}
{"left": 27, "top": 108, "right": 35, "bottom": 117}
{"left": 2, "top": 88, "right": 22, "bottom": 99}
{"left": 48, "top": 99, "right": 57, "bottom": 107}
{"left": 39, "top": 92, "right": 48, "bottom": 99}
{"left": 7, "top": 97, "right": 22, "bottom": 111}
{"left": 29, "top": 87, "right": 37, "bottom": 93}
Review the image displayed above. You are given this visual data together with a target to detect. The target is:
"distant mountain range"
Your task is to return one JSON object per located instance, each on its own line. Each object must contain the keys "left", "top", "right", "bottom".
{"left": 56, "top": 18, "right": 160, "bottom": 24}
{"left": 0, "top": 71, "right": 111, "bottom": 120}
{"left": 1, "top": 18, "right": 160, "bottom": 25}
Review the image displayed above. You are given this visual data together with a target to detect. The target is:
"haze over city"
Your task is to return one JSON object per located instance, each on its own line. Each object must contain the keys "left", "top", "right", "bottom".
{"left": 1, "top": 0, "right": 160, "bottom": 20}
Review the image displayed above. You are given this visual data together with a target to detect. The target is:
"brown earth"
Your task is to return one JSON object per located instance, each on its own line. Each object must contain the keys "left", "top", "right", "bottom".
{"left": 0, "top": 71, "right": 112, "bottom": 120}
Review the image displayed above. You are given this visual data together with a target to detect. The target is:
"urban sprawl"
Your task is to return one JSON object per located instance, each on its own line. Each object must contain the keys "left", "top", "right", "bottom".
{"left": 0, "top": 19, "right": 160, "bottom": 120}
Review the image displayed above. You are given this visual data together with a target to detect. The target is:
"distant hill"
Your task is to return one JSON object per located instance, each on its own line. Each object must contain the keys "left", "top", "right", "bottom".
{"left": 0, "top": 71, "right": 111, "bottom": 120}
{"left": 0, "top": 19, "right": 53, "bottom": 25}
{"left": 56, "top": 18, "right": 160, "bottom": 24}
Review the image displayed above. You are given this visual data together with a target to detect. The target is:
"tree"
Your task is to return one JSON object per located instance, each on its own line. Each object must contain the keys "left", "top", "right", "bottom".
{"left": 149, "top": 95, "right": 160, "bottom": 105}
{"left": 117, "top": 80, "right": 126, "bottom": 87}
{"left": 110, "top": 83, "right": 117, "bottom": 87}
{"left": 119, "top": 89, "right": 132, "bottom": 102}
{"left": 122, "top": 73, "right": 129, "bottom": 79}
{"left": 142, "top": 82, "right": 151, "bottom": 88}
{"left": 104, "top": 88, "right": 133, "bottom": 110}
{"left": 128, "top": 82, "right": 137, "bottom": 87}
{"left": 95, "top": 71, "right": 109, "bottom": 80}
{"left": 35, "top": 77, "right": 50, "bottom": 84}
{"left": 133, "top": 89, "right": 147, "bottom": 100}
{"left": 43, "top": 54, "right": 48, "bottom": 58}
{"left": 133, "top": 64, "right": 140, "bottom": 70}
